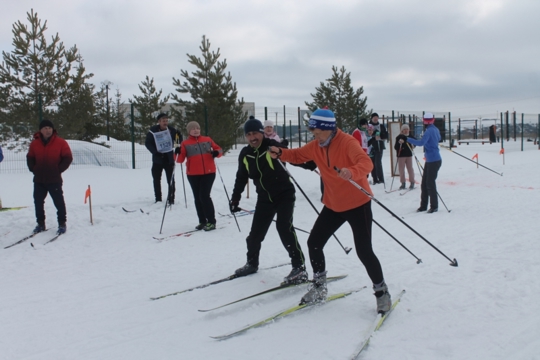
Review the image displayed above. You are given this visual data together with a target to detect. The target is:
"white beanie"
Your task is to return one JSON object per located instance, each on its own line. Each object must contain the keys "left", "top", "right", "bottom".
{"left": 264, "top": 120, "right": 274, "bottom": 127}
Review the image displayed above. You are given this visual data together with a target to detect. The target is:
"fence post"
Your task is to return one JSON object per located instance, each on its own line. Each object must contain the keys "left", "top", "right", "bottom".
{"left": 448, "top": 112, "right": 452, "bottom": 146}
{"left": 283, "top": 105, "right": 286, "bottom": 139}
{"left": 505, "top": 111, "right": 509, "bottom": 142}
{"left": 500, "top": 112, "right": 504, "bottom": 155}
{"left": 513, "top": 111, "right": 516, "bottom": 141}
{"left": 521, "top": 113, "right": 524, "bottom": 151}
{"left": 297, "top": 107, "right": 301, "bottom": 147}
{"left": 264, "top": 107, "right": 268, "bottom": 120}
{"left": 130, "top": 103, "right": 135, "bottom": 169}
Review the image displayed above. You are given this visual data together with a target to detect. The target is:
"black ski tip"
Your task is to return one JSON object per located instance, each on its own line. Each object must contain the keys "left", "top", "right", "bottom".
{"left": 450, "top": 258, "right": 458, "bottom": 267}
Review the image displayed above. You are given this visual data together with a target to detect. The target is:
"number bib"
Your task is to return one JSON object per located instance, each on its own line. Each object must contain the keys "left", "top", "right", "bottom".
{"left": 151, "top": 129, "right": 173, "bottom": 153}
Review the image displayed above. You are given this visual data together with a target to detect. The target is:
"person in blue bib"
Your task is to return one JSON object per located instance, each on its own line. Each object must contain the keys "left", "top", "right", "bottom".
{"left": 406, "top": 113, "right": 442, "bottom": 213}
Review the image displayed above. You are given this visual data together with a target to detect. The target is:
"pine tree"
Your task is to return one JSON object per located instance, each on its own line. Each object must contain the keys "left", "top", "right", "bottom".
{"left": 110, "top": 88, "right": 130, "bottom": 141}
{"left": 130, "top": 76, "right": 170, "bottom": 143}
{"left": 305, "top": 66, "right": 369, "bottom": 132}
{"left": 55, "top": 60, "right": 96, "bottom": 140}
{"left": 0, "top": 9, "right": 94, "bottom": 143}
{"left": 171, "top": 35, "right": 246, "bottom": 151}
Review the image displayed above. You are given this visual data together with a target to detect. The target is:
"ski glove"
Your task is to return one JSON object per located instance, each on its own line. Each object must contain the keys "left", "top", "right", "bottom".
{"left": 229, "top": 200, "right": 241, "bottom": 213}
{"left": 211, "top": 150, "right": 219, "bottom": 158}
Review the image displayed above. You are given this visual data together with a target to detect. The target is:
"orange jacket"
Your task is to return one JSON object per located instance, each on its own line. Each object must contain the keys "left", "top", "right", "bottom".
{"left": 280, "top": 129, "right": 373, "bottom": 212}
{"left": 176, "top": 135, "right": 222, "bottom": 175}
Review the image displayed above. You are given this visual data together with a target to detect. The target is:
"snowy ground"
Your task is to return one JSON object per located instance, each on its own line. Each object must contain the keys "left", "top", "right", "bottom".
{"left": 0, "top": 140, "right": 539, "bottom": 360}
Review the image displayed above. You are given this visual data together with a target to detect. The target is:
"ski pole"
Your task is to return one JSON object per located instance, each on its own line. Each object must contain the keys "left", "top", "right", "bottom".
{"left": 334, "top": 166, "right": 458, "bottom": 267}
{"left": 372, "top": 218, "right": 422, "bottom": 264}
{"left": 159, "top": 151, "right": 179, "bottom": 234}
{"left": 277, "top": 159, "right": 352, "bottom": 255}
{"left": 387, "top": 143, "right": 401, "bottom": 193}
{"left": 238, "top": 207, "right": 311, "bottom": 235}
{"left": 216, "top": 164, "right": 241, "bottom": 232}
{"left": 407, "top": 144, "right": 451, "bottom": 213}
{"left": 439, "top": 145, "right": 503, "bottom": 176}
{"left": 180, "top": 163, "right": 187, "bottom": 208}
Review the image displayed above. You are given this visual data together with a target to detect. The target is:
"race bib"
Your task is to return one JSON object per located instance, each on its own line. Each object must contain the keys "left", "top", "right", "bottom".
{"left": 151, "top": 129, "right": 173, "bottom": 153}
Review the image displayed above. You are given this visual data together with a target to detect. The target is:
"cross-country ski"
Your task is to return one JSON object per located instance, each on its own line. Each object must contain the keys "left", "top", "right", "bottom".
{"left": 211, "top": 287, "right": 367, "bottom": 340}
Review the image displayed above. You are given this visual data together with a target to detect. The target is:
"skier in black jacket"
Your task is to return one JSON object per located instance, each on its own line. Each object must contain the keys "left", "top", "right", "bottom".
{"left": 145, "top": 113, "right": 182, "bottom": 204}
{"left": 229, "top": 116, "right": 307, "bottom": 285}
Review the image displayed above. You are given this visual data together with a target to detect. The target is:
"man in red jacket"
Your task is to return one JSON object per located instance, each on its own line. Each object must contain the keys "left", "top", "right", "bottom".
{"left": 27, "top": 119, "right": 73, "bottom": 235}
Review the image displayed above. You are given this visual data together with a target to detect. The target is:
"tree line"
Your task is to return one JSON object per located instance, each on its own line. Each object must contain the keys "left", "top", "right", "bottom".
{"left": 0, "top": 9, "right": 370, "bottom": 153}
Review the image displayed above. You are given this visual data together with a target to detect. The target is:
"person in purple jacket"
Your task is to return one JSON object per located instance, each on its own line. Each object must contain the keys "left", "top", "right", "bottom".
{"left": 407, "top": 113, "right": 442, "bottom": 213}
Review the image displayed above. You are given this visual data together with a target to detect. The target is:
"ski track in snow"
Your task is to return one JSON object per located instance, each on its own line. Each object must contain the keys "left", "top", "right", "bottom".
{"left": 0, "top": 141, "right": 539, "bottom": 360}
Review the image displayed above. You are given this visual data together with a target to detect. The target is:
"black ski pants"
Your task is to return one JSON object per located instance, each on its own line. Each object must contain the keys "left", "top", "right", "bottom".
{"left": 245, "top": 194, "right": 305, "bottom": 269}
{"left": 371, "top": 147, "right": 384, "bottom": 183}
{"left": 420, "top": 160, "right": 442, "bottom": 210}
{"left": 307, "top": 201, "right": 384, "bottom": 284}
{"left": 33, "top": 182, "right": 67, "bottom": 226}
{"left": 187, "top": 173, "right": 216, "bottom": 225}
{"left": 151, "top": 162, "right": 175, "bottom": 202}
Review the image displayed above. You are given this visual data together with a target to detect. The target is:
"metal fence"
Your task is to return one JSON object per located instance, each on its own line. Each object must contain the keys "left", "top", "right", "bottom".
{"left": 1, "top": 107, "right": 539, "bottom": 174}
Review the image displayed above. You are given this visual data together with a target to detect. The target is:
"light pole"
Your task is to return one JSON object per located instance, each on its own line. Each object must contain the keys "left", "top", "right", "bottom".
{"left": 104, "top": 80, "right": 112, "bottom": 141}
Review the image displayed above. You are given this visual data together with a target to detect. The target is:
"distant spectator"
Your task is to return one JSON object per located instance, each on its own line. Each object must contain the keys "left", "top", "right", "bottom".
{"left": 263, "top": 120, "right": 281, "bottom": 142}
{"left": 0, "top": 145, "right": 3, "bottom": 163}
{"left": 407, "top": 113, "right": 442, "bottom": 213}
{"left": 394, "top": 124, "right": 416, "bottom": 190}
{"left": 369, "top": 113, "right": 388, "bottom": 184}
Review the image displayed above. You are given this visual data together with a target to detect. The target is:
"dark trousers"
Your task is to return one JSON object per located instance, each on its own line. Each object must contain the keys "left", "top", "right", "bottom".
{"left": 33, "top": 182, "right": 67, "bottom": 226}
{"left": 151, "top": 162, "right": 175, "bottom": 202}
{"left": 246, "top": 195, "right": 305, "bottom": 269}
{"left": 307, "top": 201, "right": 384, "bottom": 284}
{"left": 420, "top": 160, "right": 442, "bottom": 210}
{"left": 187, "top": 173, "right": 216, "bottom": 225}
{"left": 371, "top": 148, "right": 384, "bottom": 183}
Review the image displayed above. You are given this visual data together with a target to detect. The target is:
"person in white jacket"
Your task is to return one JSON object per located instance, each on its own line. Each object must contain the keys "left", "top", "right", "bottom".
{"left": 263, "top": 120, "right": 281, "bottom": 142}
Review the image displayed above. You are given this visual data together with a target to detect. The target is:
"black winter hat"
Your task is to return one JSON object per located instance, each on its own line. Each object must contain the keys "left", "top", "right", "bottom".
{"left": 371, "top": 113, "right": 379, "bottom": 119}
{"left": 359, "top": 119, "right": 368, "bottom": 126}
{"left": 156, "top": 113, "right": 168, "bottom": 121}
{"left": 243, "top": 116, "right": 264, "bottom": 134}
{"left": 39, "top": 119, "right": 55, "bottom": 130}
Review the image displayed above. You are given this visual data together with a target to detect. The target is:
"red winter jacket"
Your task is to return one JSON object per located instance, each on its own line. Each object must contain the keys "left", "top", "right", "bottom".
{"left": 176, "top": 135, "right": 222, "bottom": 175}
{"left": 27, "top": 131, "right": 73, "bottom": 183}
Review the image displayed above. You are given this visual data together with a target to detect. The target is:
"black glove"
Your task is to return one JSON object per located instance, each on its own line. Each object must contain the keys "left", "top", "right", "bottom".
{"left": 280, "top": 139, "right": 289, "bottom": 147}
{"left": 229, "top": 200, "right": 241, "bottom": 213}
{"left": 175, "top": 147, "right": 181, "bottom": 155}
{"left": 212, "top": 150, "right": 219, "bottom": 158}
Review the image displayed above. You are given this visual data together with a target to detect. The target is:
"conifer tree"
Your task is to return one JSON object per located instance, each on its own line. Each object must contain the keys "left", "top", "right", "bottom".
{"left": 130, "top": 76, "right": 170, "bottom": 143}
{"left": 55, "top": 60, "right": 96, "bottom": 140}
{"left": 109, "top": 88, "right": 130, "bottom": 141}
{"left": 305, "top": 66, "right": 369, "bottom": 131}
{"left": 171, "top": 35, "right": 246, "bottom": 151}
{"left": 0, "top": 9, "right": 94, "bottom": 142}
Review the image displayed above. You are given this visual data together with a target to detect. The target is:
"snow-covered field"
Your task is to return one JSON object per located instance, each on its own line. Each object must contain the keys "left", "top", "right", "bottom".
{"left": 1, "top": 139, "right": 539, "bottom": 360}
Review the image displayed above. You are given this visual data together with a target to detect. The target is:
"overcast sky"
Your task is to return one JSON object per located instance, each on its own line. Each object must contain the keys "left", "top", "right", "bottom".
{"left": 1, "top": 0, "right": 539, "bottom": 119}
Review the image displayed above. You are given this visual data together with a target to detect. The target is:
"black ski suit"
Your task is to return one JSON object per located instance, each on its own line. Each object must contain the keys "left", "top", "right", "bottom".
{"left": 231, "top": 138, "right": 305, "bottom": 269}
